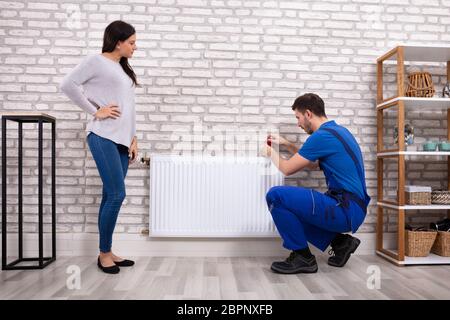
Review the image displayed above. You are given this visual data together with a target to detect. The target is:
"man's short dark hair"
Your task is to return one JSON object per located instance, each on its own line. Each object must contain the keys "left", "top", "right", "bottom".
{"left": 291, "top": 93, "right": 326, "bottom": 117}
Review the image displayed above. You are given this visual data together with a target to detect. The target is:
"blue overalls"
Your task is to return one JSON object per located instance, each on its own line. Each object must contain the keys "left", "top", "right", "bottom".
{"left": 266, "top": 121, "right": 371, "bottom": 252}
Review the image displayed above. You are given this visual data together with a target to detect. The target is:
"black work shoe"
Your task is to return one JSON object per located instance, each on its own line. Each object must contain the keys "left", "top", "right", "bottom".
{"left": 97, "top": 257, "right": 120, "bottom": 274}
{"left": 271, "top": 251, "right": 318, "bottom": 274}
{"left": 114, "top": 259, "right": 135, "bottom": 267}
{"left": 327, "top": 234, "right": 360, "bottom": 268}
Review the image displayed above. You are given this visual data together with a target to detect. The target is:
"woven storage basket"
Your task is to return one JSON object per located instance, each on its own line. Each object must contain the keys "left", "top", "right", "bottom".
{"left": 405, "top": 229, "right": 437, "bottom": 257}
{"left": 405, "top": 72, "right": 435, "bottom": 97}
{"left": 431, "top": 231, "right": 450, "bottom": 257}
{"left": 431, "top": 190, "right": 450, "bottom": 205}
{"left": 405, "top": 192, "right": 431, "bottom": 205}
{"left": 402, "top": 185, "right": 432, "bottom": 205}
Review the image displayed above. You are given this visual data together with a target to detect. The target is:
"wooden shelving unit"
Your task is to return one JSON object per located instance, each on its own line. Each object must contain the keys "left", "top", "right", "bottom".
{"left": 376, "top": 45, "right": 450, "bottom": 266}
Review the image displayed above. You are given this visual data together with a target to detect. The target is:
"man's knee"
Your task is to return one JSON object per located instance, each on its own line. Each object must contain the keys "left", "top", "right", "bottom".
{"left": 266, "top": 186, "right": 284, "bottom": 206}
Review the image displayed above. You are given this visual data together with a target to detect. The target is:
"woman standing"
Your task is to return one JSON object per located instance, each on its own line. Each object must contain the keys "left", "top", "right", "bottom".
{"left": 60, "top": 21, "right": 138, "bottom": 274}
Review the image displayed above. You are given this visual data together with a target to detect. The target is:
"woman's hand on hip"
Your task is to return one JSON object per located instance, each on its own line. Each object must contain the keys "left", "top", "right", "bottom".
{"left": 94, "top": 103, "right": 121, "bottom": 120}
{"left": 129, "top": 137, "right": 138, "bottom": 164}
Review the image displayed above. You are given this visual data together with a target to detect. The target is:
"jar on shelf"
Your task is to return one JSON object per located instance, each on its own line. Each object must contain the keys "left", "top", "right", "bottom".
{"left": 394, "top": 123, "right": 414, "bottom": 146}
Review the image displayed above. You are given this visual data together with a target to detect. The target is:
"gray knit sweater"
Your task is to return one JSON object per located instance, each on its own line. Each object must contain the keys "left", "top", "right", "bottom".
{"left": 60, "top": 54, "right": 136, "bottom": 148}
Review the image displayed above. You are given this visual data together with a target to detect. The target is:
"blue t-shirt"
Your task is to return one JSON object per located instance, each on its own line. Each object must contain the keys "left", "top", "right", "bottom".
{"left": 298, "top": 120, "right": 367, "bottom": 201}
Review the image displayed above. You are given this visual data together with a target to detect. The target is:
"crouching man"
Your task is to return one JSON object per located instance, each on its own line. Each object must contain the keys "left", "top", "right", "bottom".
{"left": 265, "top": 93, "right": 370, "bottom": 274}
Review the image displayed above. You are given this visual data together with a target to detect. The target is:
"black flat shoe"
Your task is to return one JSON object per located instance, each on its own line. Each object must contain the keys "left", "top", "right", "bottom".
{"left": 97, "top": 257, "right": 120, "bottom": 274}
{"left": 114, "top": 259, "right": 135, "bottom": 267}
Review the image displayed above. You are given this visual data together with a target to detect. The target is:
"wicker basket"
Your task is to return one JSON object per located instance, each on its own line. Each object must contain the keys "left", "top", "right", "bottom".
{"left": 405, "top": 229, "right": 437, "bottom": 257}
{"left": 405, "top": 192, "right": 431, "bottom": 205}
{"left": 402, "top": 186, "right": 432, "bottom": 205}
{"left": 431, "top": 231, "right": 450, "bottom": 257}
{"left": 431, "top": 190, "right": 450, "bottom": 204}
{"left": 405, "top": 72, "right": 435, "bottom": 97}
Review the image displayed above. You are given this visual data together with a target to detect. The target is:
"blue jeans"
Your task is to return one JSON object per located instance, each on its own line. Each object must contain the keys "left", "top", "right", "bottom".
{"left": 266, "top": 186, "right": 365, "bottom": 252}
{"left": 87, "top": 133, "right": 129, "bottom": 253}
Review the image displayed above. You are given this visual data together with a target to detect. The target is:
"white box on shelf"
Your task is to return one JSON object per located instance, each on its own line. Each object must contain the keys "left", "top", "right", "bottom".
{"left": 404, "top": 185, "right": 432, "bottom": 192}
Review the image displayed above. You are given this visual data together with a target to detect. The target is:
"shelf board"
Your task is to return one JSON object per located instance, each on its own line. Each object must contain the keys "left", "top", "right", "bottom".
{"left": 377, "top": 201, "right": 450, "bottom": 210}
{"left": 377, "top": 151, "right": 450, "bottom": 157}
{"left": 381, "top": 45, "right": 450, "bottom": 62}
{"left": 376, "top": 97, "right": 450, "bottom": 110}
{"left": 376, "top": 250, "right": 450, "bottom": 266}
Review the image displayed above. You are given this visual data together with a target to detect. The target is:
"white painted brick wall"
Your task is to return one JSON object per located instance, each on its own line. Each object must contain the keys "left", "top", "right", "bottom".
{"left": 0, "top": 0, "right": 449, "bottom": 236}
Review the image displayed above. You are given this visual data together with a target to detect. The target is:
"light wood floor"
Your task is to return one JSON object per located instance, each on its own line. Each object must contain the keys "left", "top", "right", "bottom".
{"left": 1, "top": 254, "right": 449, "bottom": 300}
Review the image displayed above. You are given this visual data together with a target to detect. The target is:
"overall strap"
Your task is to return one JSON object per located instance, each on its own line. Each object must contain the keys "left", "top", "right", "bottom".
{"left": 320, "top": 127, "right": 368, "bottom": 200}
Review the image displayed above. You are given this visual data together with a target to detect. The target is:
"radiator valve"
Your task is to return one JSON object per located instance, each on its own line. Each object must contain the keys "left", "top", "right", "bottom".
{"left": 140, "top": 153, "right": 150, "bottom": 166}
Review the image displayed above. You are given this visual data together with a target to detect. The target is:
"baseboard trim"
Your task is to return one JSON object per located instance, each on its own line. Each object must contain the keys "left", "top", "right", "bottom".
{"left": 0, "top": 232, "right": 395, "bottom": 257}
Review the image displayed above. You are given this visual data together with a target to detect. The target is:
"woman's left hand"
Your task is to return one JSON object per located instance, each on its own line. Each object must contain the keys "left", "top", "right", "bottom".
{"left": 129, "top": 137, "right": 138, "bottom": 164}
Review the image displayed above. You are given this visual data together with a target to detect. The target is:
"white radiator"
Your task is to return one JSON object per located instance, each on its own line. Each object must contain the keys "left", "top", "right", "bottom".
{"left": 149, "top": 155, "right": 284, "bottom": 237}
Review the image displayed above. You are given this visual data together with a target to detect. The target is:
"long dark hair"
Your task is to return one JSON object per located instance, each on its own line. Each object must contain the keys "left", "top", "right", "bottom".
{"left": 102, "top": 20, "right": 138, "bottom": 86}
